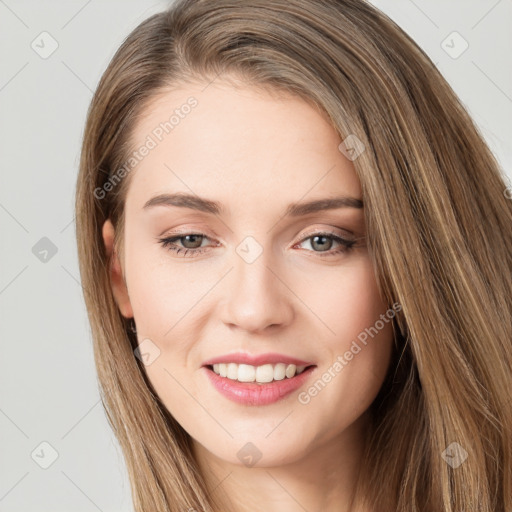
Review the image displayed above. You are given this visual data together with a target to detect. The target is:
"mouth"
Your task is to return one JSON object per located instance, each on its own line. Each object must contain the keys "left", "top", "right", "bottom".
{"left": 205, "top": 362, "right": 316, "bottom": 384}
{"left": 203, "top": 363, "right": 318, "bottom": 406}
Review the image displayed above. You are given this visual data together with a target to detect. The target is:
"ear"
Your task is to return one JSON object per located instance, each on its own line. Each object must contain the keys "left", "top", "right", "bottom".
{"left": 102, "top": 219, "right": 134, "bottom": 319}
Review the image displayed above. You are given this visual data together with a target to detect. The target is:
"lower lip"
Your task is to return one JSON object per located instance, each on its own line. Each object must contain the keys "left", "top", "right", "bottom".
{"left": 203, "top": 365, "right": 316, "bottom": 406}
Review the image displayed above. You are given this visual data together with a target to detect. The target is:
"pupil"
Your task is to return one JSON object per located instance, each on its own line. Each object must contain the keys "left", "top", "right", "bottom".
{"left": 312, "top": 235, "right": 332, "bottom": 251}
{"left": 183, "top": 235, "right": 203, "bottom": 249}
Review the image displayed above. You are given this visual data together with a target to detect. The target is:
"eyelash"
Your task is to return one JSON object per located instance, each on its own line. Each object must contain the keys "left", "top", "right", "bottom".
{"left": 157, "top": 231, "right": 357, "bottom": 258}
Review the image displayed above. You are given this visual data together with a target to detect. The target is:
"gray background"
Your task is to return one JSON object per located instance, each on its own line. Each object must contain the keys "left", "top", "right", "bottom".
{"left": 1, "top": 1, "right": 510, "bottom": 511}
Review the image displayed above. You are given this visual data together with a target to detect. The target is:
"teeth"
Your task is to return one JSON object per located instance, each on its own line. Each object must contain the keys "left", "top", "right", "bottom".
{"left": 227, "top": 363, "right": 238, "bottom": 380}
{"left": 256, "top": 364, "right": 274, "bottom": 383}
{"left": 274, "top": 363, "right": 286, "bottom": 381}
{"left": 238, "top": 364, "right": 256, "bottom": 382}
{"left": 210, "top": 362, "right": 309, "bottom": 383}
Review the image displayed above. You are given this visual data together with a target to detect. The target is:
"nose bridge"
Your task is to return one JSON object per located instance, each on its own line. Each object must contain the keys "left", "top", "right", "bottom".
{"left": 221, "top": 235, "right": 293, "bottom": 332}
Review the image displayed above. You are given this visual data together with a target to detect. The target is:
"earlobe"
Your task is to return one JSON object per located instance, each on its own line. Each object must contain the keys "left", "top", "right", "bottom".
{"left": 102, "top": 219, "right": 134, "bottom": 319}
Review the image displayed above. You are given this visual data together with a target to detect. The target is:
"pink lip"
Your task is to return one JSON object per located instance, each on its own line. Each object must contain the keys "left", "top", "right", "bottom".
{"left": 203, "top": 365, "right": 317, "bottom": 406}
{"left": 202, "top": 352, "right": 314, "bottom": 367}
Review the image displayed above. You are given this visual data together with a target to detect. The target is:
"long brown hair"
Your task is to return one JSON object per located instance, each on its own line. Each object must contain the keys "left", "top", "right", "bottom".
{"left": 75, "top": 1, "right": 512, "bottom": 510}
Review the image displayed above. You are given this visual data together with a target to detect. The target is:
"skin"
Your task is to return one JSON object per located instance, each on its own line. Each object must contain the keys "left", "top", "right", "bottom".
{"left": 102, "top": 76, "right": 394, "bottom": 512}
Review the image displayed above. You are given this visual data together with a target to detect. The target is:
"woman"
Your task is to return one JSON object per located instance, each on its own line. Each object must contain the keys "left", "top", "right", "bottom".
{"left": 74, "top": 0, "right": 512, "bottom": 511}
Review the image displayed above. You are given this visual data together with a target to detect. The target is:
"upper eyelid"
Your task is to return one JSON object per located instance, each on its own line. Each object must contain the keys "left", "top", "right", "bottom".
{"left": 161, "top": 229, "right": 358, "bottom": 246}
{"left": 298, "top": 227, "right": 354, "bottom": 239}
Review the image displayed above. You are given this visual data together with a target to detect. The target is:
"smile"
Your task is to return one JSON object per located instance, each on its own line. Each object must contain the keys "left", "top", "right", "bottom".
{"left": 204, "top": 364, "right": 317, "bottom": 406}
{"left": 210, "top": 362, "right": 309, "bottom": 383}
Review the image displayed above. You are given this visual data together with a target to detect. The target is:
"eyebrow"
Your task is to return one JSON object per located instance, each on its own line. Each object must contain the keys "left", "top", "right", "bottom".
{"left": 143, "top": 192, "right": 363, "bottom": 216}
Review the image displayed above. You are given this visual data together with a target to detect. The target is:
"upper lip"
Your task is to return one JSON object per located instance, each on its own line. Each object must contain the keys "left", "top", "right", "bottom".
{"left": 202, "top": 352, "right": 315, "bottom": 367}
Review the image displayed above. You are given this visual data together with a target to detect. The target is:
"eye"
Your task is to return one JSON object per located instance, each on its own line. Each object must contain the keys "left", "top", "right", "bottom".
{"left": 294, "top": 231, "right": 356, "bottom": 258}
{"left": 157, "top": 230, "right": 359, "bottom": 258}
{"left": 157, "top": 233, "right": 214, "bottom": 257}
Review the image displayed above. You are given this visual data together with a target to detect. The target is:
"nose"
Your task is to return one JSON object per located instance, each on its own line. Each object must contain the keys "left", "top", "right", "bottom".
{"left": 219, "top": 245, "right": 294, "bottom": 334}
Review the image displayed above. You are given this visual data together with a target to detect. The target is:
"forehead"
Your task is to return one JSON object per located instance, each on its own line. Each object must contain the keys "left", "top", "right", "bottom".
{"left": 125, "top": 79, "right": 362, "bottom": 214}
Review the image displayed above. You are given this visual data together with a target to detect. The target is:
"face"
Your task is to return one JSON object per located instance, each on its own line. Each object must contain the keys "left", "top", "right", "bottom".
{"left": 102, "top": 77, "right": 394, "bottom": 468}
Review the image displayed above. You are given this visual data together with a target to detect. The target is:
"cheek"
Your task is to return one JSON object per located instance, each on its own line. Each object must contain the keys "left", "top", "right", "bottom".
{"left": 332, "top": 257, "right": 394, "bottom": 372}
{"left": 296, "top": 257, "right": 394, "bottom": 421}
{"left": 123, "top": 247, "right": 208, "bottom": 420}
{"left": 297, "top": 255, "right": 390, "bottom": 347}
{"left": 338, "top": 262, "right": 389, "bottom": 339}
{"left": 125, "top": 242, "right": 209, "bottom": 335}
